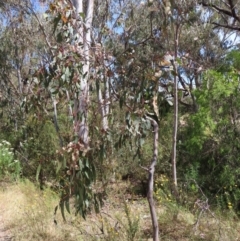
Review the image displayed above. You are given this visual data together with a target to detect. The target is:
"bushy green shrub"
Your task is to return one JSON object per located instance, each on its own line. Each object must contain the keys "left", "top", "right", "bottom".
{"left": 0, "top": 140, "right": 21, "bottom": 180}
{"left": 178, "top": 69, "right": 240, "bottom": 212}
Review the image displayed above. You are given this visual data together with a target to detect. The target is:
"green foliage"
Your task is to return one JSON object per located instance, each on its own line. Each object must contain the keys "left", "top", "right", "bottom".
{"left": 0, "top": 140, "right": 21, "bottom": 180}
{"left": 218, "top": 50, "right": 240, "bottom": 73}
{"left": 179, "top": 69, "right": 240, "bottom": 212}
{"left": 184, "top": 163, "right": 200, "bottom": 191}
{"left": 123, "top": 201, "right": 140, "bottom": 241}
{"left": 16, "top": 116, "right": 60, "bottom": 182}
{"left": 55, "top": 135, "right": 106, "bottom": 219}
{"left": 154, "top": 174, "right": 173, "bottom": 203}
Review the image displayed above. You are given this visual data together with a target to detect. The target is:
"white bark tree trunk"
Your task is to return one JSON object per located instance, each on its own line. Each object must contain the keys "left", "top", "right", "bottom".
{"left": 72, "top": 0, "right": 94, "bottom": 147}
{"left": 97, "top": 79, "right": 109, "bottom": 132}
{"left": 97, "top": 52, "right": 110, "bottom": 132}
{"left": 171, "top": 23, "right": 180, "bottom": 199}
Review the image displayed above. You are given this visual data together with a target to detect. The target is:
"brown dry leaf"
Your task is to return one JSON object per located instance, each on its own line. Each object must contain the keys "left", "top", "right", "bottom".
{"left": 49, "top": 3, "right": 56, "bottom": 11}
{"left": 61, "top": 14, "right": 68, "bottom": 23}
{"left": 107, "top": 69, "right": 114, "bottom": 77}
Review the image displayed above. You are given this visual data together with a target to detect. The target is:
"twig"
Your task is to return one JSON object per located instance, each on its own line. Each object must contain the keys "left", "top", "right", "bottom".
{"left": 212, "top": 22, "right": 240, "bottom": 31}
{"left": 189, "top": 179, "right": 218, "bottom": 233}
{"left": 139, "top": 165, "right": 149, "bottom": 172}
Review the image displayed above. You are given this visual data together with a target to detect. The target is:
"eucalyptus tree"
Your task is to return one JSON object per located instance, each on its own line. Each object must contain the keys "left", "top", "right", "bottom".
{"left": 102, "top": 1, "right": 237, "bottom": 238}
{"left": 32, "top": 0, "right": 162, "bottom": 238}
{"left": 0, "top": 0, "right": 64, "bottom": 184}
{"left": 0, "top": 0, "right": 49, "bottom": 134}
{"left": 164, "top": 0, "right": 232, "bottom": 194}
{"left": 27, "top": 0, "right": 117, "bottom": 220}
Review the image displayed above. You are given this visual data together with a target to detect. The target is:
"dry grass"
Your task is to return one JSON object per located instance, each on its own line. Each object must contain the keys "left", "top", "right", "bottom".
{"left": 0, "top": 180, "right": 80, "bottom": 241}
{"left": 0, "top": 180, "right": 240, "bottom": 241}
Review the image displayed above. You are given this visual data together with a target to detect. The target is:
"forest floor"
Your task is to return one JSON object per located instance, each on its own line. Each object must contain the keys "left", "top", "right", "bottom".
{"left": 0, "top": 179, "right": 240, "bottom": 241}
{"left": 0, "top": 212, "right": 12, "bottom": 241}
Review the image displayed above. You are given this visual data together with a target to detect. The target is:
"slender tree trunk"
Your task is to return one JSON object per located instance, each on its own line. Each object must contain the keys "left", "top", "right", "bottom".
{"left": 103, "top": 76, "right": 110, "bottom": 130}
{"left": 171, "top": 70, "right": 178, "bottom": 197}
{"left": 146, "top": 116, "right": 159, "bottom": 241}
{"left": 17, "top": 66, "right": 22, "bottom": 94}
{"left": 15, "top": 45, "right": 22, "bottom": 95}
{"left": 97, "top": 80, "right": 109, "bottom": 132}
{"left": 171, "top": 23, "right": 180, "bottom": 199}
{"left": 97, "top": 53, "right": 110, "bottom": 132}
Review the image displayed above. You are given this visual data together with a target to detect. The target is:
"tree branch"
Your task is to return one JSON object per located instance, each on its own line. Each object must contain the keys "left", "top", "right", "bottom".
{"left": 212, "top": 22, "right": 240, "bottom": 31}
{"left": 200, "top": 1, "right": 240, "bottom": 21}
{"left": 228, "top": 0, "right": 238, "bottom": 21}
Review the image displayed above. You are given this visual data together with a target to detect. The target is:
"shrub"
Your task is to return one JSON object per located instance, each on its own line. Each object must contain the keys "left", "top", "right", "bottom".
{"left": 0, "top": 140, "right": 21, "bottom": 180}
